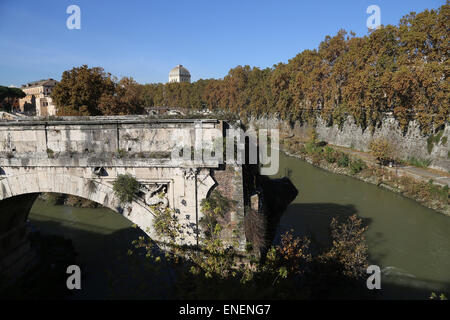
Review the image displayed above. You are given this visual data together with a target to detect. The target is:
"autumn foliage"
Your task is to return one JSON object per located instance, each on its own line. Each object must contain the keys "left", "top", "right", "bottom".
{"left": 141, "top": 4, "right": 448, "bottom": 133}
{"left": 369, "top": 137, "right": 396, "bottom": 164}
{"left": 53, "top": 4, "right": 449, "bottom": 134}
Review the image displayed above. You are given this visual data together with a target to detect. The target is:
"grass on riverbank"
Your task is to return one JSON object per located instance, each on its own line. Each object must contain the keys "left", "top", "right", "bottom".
{"left": 407, "top": 157, "right": 432, "bottom": 168}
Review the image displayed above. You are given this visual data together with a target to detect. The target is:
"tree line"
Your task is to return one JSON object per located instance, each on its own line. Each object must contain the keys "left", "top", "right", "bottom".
{"left": 0, "top": 86, "right": 25, "bottom": 112}
{"left": 52, "top": 3, "right": 449, "bottom": 133}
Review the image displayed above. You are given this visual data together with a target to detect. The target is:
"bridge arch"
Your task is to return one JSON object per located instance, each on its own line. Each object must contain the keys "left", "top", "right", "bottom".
{"left": 0, "top": 172, "right": 160, "bottom": 241}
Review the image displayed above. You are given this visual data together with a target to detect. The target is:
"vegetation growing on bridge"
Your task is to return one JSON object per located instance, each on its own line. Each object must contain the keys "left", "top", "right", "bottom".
{"left": 113, "top": 174, "right": 140, "bottom": 204}
{"left": 199, "top": 190, "right": 235, "bottom": 240}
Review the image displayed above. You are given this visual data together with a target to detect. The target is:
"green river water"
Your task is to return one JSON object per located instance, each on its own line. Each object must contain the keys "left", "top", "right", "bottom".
{"left": 28, "top": 152, "right": 450, "bottom": 299}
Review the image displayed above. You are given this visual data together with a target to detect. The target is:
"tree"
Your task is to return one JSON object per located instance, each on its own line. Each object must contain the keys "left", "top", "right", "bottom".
{"left": 98, "top": 77, "right": 145, "bottom": 115}
{"left": 52, "top": 65, "right": 115, "bottom": 116}
{"left": 369, "top": 137, "right": 395, "bottom": 165}
{"left": 0, "top": 86, "right": 25, "bottom": 101}
{"left": 320, "top": 214, "right": 369, "bottom": 279}
{"left": 0, "top": 86, "right": 25, "bottom": 112}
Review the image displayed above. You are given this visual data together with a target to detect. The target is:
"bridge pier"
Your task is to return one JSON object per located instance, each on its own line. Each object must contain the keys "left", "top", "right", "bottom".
{"left": 0, "top": 193, "right": 39, "bottom": 283}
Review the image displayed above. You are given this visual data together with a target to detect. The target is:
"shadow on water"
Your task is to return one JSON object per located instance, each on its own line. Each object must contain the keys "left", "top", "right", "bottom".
{"left": 5, "top": 215, "right": 174, "bottom": 300}
{"left": 2, "top": 207, "right": 448, "bottom": 300}
{"left": 274, "top": 202, "right": 371, "bottom": 247}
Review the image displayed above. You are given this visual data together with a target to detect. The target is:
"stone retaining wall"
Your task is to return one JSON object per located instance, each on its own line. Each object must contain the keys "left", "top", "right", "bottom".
{"left": 249, "top": 115, "right": 450, "bottom": 172}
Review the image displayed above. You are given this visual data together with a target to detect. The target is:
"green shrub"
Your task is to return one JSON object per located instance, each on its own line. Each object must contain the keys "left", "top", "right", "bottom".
{"left": 298, "top": 144, "right": 307, "bottom": 155}
{"left": 427, "top": 183, "right": 450, "bottom": 204}
{"left": 200, "top": 190, "right": 234, "bottom": 240}
{"left": 305, "top": 141, "right": 320, "bottom": 155}
{"left": 430, "top": 292, "right": 448, "bottom": 300}
{"left": 152, "top": 206, "right": 181, "bottom": 242}
{"left": 349, "top": 158, "right": 366, "bottom": 175}
{"left": 337, "top": 153, "right": 350, "bottom": 167}
{"left": 113, "top": 174, "right": 140, "bottom": 204}
{"left": 324, "top": 146, "right": 337, "bottom": 163}
{"left": 311, "top": 152, "right": 322, "bottom": 165}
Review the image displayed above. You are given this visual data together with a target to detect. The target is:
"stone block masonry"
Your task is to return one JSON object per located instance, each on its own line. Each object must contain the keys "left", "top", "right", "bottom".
{"left": 0, "top": 116, "right": 242, "bottom": 248}
{"left": 250, "top": 114, "right": 450, "bottom": 172}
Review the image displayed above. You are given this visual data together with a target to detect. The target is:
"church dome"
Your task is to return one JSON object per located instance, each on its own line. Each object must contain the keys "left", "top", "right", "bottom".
{"left": 169, "top": 65, "right": 191, "bottom": 83}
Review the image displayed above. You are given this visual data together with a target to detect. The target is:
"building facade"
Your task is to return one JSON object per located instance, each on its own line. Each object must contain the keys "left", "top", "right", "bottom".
{"left": 19, "top": 79, "right": 57, "bottom": 116}
{"left": 168, "top": 65, "right": 191, "bottom": 83}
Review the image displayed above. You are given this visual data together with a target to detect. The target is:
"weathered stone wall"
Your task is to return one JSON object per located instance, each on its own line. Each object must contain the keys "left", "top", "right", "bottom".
{"left": 0, "top": 117, "right": 226, "bottom": 247}
{"left": 0, "top": 117, "right": 223, "bottom": 168}
{"left": 213, "top": 165, "right": 246, "bottom": 251}
{"left": 249, "top": 115, "right": 450, "bottom": 171}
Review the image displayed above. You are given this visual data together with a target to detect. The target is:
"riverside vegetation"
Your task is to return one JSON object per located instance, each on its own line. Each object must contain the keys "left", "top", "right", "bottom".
{"left": 126, "top": 188, "right": 373, "bottom": 299}
{"left": 281, "top": 131, "right": 450, "bottom": 215}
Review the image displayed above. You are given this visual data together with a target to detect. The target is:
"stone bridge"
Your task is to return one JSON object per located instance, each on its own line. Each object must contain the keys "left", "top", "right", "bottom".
{"left": 0, "top": 116, "right": 247, "bottom": 278}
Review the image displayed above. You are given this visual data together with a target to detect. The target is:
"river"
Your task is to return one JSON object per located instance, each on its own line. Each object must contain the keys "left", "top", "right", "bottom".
{"left": 28, "top": 152, "right": 450, "bottom": 299}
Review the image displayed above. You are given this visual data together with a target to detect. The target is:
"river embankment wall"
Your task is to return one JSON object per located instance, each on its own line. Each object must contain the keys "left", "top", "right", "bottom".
{"left": 249, "top": 114, "right": 450, "bottom": 172}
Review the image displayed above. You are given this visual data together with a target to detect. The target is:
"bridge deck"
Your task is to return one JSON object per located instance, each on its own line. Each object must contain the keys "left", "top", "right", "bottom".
{"left": 0, "top": 116, "right": 224, "bottom": 168}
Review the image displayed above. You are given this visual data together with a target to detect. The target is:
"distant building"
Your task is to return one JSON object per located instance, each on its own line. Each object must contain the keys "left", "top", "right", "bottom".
{"left": 168, "top": 65, "right": 191, "bottom": 83}
{"left": 19, "top": 78, "right": 57, "bottom": 116}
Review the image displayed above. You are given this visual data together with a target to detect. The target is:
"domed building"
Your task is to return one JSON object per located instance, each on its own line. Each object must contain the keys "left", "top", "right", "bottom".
{"left": 169, "top": 65, "right": 191, "bottom": 83}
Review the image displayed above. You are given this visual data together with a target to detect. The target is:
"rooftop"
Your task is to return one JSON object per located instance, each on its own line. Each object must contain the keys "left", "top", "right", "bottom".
{"left": 21, "top": 78, "right": 57, "bottom": 88}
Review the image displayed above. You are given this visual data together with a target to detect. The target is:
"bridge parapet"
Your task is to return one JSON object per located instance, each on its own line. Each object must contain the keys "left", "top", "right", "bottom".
{"left": 0, "top": 117, "right": 222, "bottom": 168}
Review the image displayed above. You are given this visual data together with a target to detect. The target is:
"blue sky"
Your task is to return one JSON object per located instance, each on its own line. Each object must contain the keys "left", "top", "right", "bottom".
{"left": 0, "top": 0, "right": 445, "bottom": 86}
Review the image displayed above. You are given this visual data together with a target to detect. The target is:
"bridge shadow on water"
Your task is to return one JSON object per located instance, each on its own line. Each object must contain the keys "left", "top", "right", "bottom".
{"left": 1, "top": 216, "right": 174, "bottom": 300}
{"left": 274, "top": 202, "right": 368, "bottom": 247}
